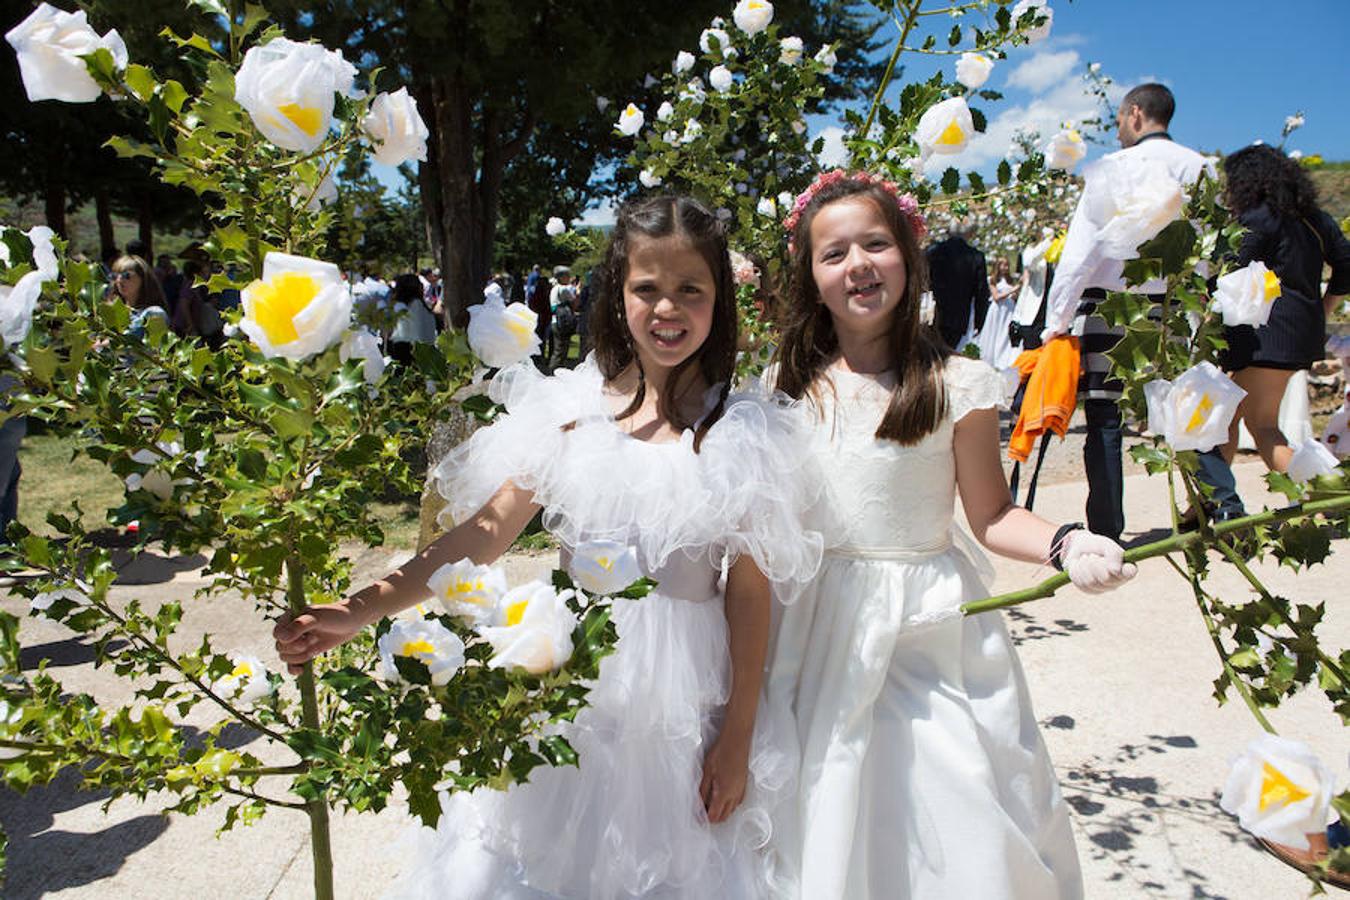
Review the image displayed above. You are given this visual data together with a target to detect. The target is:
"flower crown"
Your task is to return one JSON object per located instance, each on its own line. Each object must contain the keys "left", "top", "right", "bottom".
{"left": 783, "top": 170, "right": 927, "bottom": 253}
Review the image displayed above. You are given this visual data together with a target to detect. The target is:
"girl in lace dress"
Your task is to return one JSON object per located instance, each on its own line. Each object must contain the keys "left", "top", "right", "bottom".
{"left": 274, "top": 195, "right": 823, "bottom": 899}
{"left": 765, "top": 171, "right": 1137, "bottom": 899}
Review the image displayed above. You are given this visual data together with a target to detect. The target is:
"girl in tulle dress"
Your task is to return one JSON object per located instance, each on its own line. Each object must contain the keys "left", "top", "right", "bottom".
{"left": 274, "top": 195, "right": 823, "bottom": 899}
{"left": 765, "top": 171, "right": 1137, "bottom": 899}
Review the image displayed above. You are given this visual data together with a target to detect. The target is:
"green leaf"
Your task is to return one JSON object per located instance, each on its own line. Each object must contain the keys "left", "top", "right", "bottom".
{"left": 187, "top": 0, "right": 228, "bottom": 16}
{"left": 269, "top": 407, "right": 315, "bottom": 439}
{"left": 124, "top": 65, "right": 157, "bottom": 102}
{"left": 940, "top": 167, "right": 961, "bottom": 195}
{"left": 970, "top": 108, "right": 987, "bottom": 133}
{"left": 25, "top": 346, "right": 57, "bottom": 384}
{"left": 161, "top": 80, "right": 190, "bottom": 115}
{"left": 538, "top": 735, "right": 578, "bottom": 767}
{"left": 997, "top": 160, "right": 1012, "bottom": 186}
{"left": 105, "top": 136, "right": 157, "bottom": 160}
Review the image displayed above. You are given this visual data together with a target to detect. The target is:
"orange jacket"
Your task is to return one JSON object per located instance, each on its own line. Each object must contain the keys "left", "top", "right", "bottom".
{"left": 1008, "top": 336, "right": 1080, "bottom": 463}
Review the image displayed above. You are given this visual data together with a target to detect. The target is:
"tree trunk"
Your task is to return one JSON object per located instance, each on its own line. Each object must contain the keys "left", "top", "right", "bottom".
{"left": 94, "top": 184, "right": 116, "bottom": 263}
{"left": 138, "top": 195, "right": 155, "bottom": 261}
{"left": 43, "top": 174, "right": 67, "bottom": 240}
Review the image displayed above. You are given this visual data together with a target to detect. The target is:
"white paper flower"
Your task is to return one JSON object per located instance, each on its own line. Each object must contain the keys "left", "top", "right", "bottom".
{"left": 639, "top": 169, "right": 663, "bottom": 188}
{"left": 709, "top": 65, "right": 734, "bottom": 94}
{"left": 1284, "top": 113, "right": 1305, "bottom": 132}
{"left": 240, "top": 252, "right": 352, "bottom": 361}
{"left": 4, "top": 3, "right": 127, "bottom": 103}
{"left": 570, "top": 541, "right": 641, "bottom": 596}
{"left": 777, "top": 190, "right": 794, "bottom": 211}
{"left": 616, "top": 103, "right": 645, "bottom": 137}
{"left": 361, "top": 87, "right": 429, "bottom": 167}
{"left": 427, "top": 558, "right": 508, "bottom": 627}
{"left": 1322, "top": 406, "right": 1350, "bottom": 459}
{"left": 1220, "top": 734, "right": 1334, "bottom": 850}
{"left": 30, "top": 587, "right": 87, "bottom": 614}
{"left": 733, "top": 0, "right": 774, "bottom": 35}
{"left": 1213, "top": 261, "right": 1281, "bottom": 328}
{"left": 814, "top": 44, "right": 837, "bottom": 73}
{"left": 545, "top": 216, "right": 566, "bottom": 237}
{"left": 1012, "top": 0, "right": 1054, "bottom": 44}
{"left": 674, "top": 50, "right": 696, "bottom": 74}
{"left": 779, "top": 36, "right": 804, "bottom": 65}
{"left": 700, "top": 27, "right": 733, "bottom": 57}
{"left": 478, "top": 581, "right": 577, "bottom": 674}
{"left": 1286, "top": 437, "right": 1339, "bottom": 483}
{"left": 915, "top": 96, "right": 974, "bottom": 158}
{"left": 1089, "top": 62, "right": 1102, "bottom": 74}
{"left": 466, "top": 290, "right": 539, "bottom": 368}
{"left": 1090, "top": 156, "right": 1188, "bottom": 260}
{"left": 339, "top": 328, "right": 385, "bottom": 385}
{"left": 1045, "top": 127, "right": 1086, "bottom": 171}
{"left": 756, "top": 196, "right": 777, "bottom": 218}
{"left": 663, "top": 129, "right": 679, "bottom": 144}
{"left": 595, "top": 96, "right": 610, "bottom": 113}
{"left": 24, "top": 226, "right": 58, "bottom": 281}
{"left": 730, "top": 250, "right": 760, "bottom": 288}
{"left": 1144, "top": 362, "right": 1247, "bottom": 453}
{"left": 681, "top": 119, "right": 703, "bottom": 143}
{"left": 0, "top": 272, "right": 45, "bottom": 348}
{"left": 234, "top": 37, "right": 357, "bottom": 154}
{"left": 212, "top": 654, "right": 274, "bottom": 705}
{"left": 680, "top": 78, "right": 707, "bottom": 105}
{"left": 656, "top": 101, "right": 675, "bottom": 122}
{"left": 378, "top": 618, "right": 465, "bottom": 687}
{"left": 955, "top": 53, "right": 994, "bottom": 90}
{"left": 305, "top": 173, "right": 338, "bottom": 211}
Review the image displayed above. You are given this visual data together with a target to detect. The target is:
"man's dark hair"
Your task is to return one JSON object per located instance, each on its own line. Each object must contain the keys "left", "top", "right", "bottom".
{"left": 1122, "top": 83, "right": 1175, "bottom": 127}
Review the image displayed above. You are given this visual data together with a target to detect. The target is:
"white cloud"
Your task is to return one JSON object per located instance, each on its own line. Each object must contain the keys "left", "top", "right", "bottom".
{"left": 1006, "top": 49, "right": 1080, "bottom": 94}
{"left": 578, "top": 196, "right": 617, "bottom": 227}
{"left": 816, "top": 125, "right": 849, "bottom": 168}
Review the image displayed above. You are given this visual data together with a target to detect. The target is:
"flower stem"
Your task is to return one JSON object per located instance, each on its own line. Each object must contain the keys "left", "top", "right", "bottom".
{"left": 860, "top": 1, "right": 922, "bottom": 146}
{"left": 960, "top": 493, "right": 1350, "bottom": 614}
{"left": 287, "top": 555, "right": 334, "bottom": 900}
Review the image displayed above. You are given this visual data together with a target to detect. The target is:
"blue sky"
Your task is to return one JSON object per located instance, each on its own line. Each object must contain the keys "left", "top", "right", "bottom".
{"left": 375, "top": 0, "right": 1350, "bottom": 219}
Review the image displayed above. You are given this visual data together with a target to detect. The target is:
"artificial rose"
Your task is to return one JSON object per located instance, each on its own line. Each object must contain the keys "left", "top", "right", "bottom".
{"left": 1321, "top": 406, "right": 1349, "bottom": 459}
{"left": 233, "top": 37, "right": 357, "bottom": 154}
{"left": 814, "top": 43, "right": 837, "bottom": 73}
{"left": 4, "top": 3, "right": 127, "bottom": 103}
{"left": 756, "top": 196, "right": 777, "bottom": 218}
{"left": 0, "top": 272, "right": 44, "bottom": 348}
{"left": 569, "top": 541, "right": 641, "bottom": 597}
{"left": 1220, "top": 734, "right": 1334, "bottom": 850}
{"left": 1144, "top": 362, "right": 1247, "bottom": 453}
{"left": 616, "top": 103, "right": 644, "bottom": 137}
{"left": 466, "top": 290, "right": 540, "bottom": 368}
{"left": 361, "top": 87, "right": 429, "bottom": 167}
{"left": 1213, "top": 260, "right": 1281, "bottom": 328}
{"left": 1012, "top": 0, "right": 1053, "bottom": 43}
{"left": 915, "top": 96, "right": 974, "bottom": 158}
{"left": 595, "top": 96, "right": 610, "bottom": 113}
{"left": 732, "top": 0, "right": 774, "bottom": 35}
{"left": 1286, "top": 437, "right": 1339, "bottom": 483}
{"left": 212, "top": 654, "right": 274, "bottom": 705}
{"left": 779, "top": 36, "right": 804, "bottom": 65}
{"left": 339, "top": 328, "right": 386, "bottom": 385}
{"left": 680, "top": 78, "right": 707, "bottom": 105}
{"left": 378, "top": 618, "right": 465, "bottom": 687}
{"left": 730, "top": 250, "right": 760, "bottom": 288}
{"left": 478, "top": 581, "right": 577, "bottom": 674}
{"left": 239, "top": 252, "right": 352, "bottom": 360}
{"left": 545, "top": 216, "right": 566, "bottom": 237}
{"left": 709, "top": 65, "right": 734, "bottom": 94}
{"left": 639, "top": 169, "right": 663, "bottom": 188}
{"left": 681, "top": 119, "right": 703, "bottom": 143}
{"left": 674, "top": 50, "right": 696, "bottom": 74}
{"left": 955, "top": 52, "right": 994, "bottom": 90}
{"left": 24, "top": 226, "right": 57, "bottom": 280}
{"left": 700, "top": 27, "right": 733, "bottom": 58}
{"left": 1045, "top": 128, "right": 1086, "bottom": 171}
{"left": 656, "top": 100, "right": 675, "bottom": 122}
{"left": 427, "top": 558, "right": 508, "bottom": 627}
{"left": 1090, "top": 156, "right": 1187, "bottom": 260}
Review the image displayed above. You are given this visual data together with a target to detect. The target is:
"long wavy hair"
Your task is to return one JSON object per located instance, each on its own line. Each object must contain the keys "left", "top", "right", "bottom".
{"left": 1224, "top": 144, "right": 1319, "bottom": 219}
{"left": 590, "top": 194, "right": 738, "bottom": 451}
{"left": 773, "top": 178, "right": 950, "bottom": 444}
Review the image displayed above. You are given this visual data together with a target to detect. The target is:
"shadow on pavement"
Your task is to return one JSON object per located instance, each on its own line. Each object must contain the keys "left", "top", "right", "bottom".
{"left": 110, "top": 549, "right": 208, "bottom": 586}
{"left": 19, "top": 637, "right": 128, "bottom": 671}
{"left": 1005, "top": 606, "right": 1090, "bottom": 647}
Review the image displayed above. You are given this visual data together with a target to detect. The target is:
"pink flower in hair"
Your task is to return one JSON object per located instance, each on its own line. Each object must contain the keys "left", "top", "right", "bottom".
{"left": 783, "top": 169, "right": 928, "bottom": 252}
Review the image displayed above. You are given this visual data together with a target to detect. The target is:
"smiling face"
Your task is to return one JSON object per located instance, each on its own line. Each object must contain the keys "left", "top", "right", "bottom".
{"left": 622, "top": 233, "right": 717, "bottom": 377}
{"left": 111, "top": 264, "right": 143, "bottom": 305}
{"left": 808, "top": 196, "right": 908, "bottom": 345}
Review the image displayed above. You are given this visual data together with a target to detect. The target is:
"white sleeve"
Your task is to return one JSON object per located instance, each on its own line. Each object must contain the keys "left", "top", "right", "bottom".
{"left": 1041, "top": 186, "right": 1105, "bottom": 339}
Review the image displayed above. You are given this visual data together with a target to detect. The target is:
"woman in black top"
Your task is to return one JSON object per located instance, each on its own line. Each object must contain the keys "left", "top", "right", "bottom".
{"left": 1218, "top": 144, "right": 1350, "bottom": 474}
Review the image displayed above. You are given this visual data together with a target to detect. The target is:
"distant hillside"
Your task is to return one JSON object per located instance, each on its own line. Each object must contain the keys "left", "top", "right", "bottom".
{"left": 1310, "top": 163, "right": 1349, "bottom": 222}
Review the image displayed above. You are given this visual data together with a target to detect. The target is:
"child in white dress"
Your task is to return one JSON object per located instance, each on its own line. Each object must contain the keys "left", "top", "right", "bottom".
{"left": 766, "top": 171, "right": 1137, "bottom": 899}
{"left": 274, "top": 195, "right": 823, "bottom": 899}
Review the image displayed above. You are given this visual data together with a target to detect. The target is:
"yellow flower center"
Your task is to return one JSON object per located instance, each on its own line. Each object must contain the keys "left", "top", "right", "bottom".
{"left": 1066, "top": 129, "right": 1081, "bottom": 143}
{"left": 937, "top": 120, "right": 966, "bottom": 146}
{"left": 505, "top": 599, "right": 529, "bottom": 627}
{"left": 450, "top": 578, "right": 488, "bottom": 604}
{"left": 1258, "top": 761, "right": 1311, "bottom": 812}
{"left": 623, "top": 103, "right": 639, "bottom": 118}
{"left": 1184, "top": 393, "right": 1213, "bottom": 434}
{"left": 250, "top": 271, "right": 319, "bottom": 345}
{"left": 1262, "top": 270, "right": 1281, "bottom": 302}
{"left": 748, "top": 0, "right": 767, "bottom": 9}
{"left": 229, "top": 662, "right": 254, "bottom": 679}
{"left": 595, "top": 556, "right": 614, "bottom": 572}
{"left": 278, "top": 103, "right": 324, "bottom": 136}
{"left": 399, "top": 639, "right": 436, "bottom": 658}
{"left": 505, "top": 314, "right": 533, "bottom": 343}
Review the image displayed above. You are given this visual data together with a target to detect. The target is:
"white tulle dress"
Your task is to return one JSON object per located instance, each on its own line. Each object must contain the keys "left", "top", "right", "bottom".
{"left": 976, "top": 278, "right": 1020, "bottom": 370}
{"left": 389, "top": 357, "right": 825, "bottom": 900}
{"left": 764, "top": 356, "right": 1083, "bottom": 900}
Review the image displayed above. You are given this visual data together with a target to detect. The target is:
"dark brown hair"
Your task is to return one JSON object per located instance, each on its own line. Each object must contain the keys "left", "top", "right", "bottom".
{"left": 1122, "top": 83, "right": 1175, "bottom": 127}
{"left": 1224, "top": 144, "right": 1320, "bottom": 220}
{"left": 773, "top": 178, "right": 950, "bottom": 444}
{"left": 110, "top": 254, "right": 167, "bottom": 310}
{"left": 590, "top": 194, "right": 738, "bottom": 450}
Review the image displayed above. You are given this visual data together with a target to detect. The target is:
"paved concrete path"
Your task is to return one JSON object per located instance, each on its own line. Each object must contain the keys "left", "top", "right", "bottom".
{"left": 1, "top": 460, "right": 1345, "bottom": 899}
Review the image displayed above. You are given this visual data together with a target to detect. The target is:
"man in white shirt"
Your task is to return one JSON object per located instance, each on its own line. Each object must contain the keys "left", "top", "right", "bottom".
{"left": 1041, "top": 83, "right": 1212, "bottom": 540}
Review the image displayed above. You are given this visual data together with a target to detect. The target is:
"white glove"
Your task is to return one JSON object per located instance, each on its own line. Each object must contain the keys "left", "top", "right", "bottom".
{"left": 1062, "top": 530, "right": 1137, "bottom": 594}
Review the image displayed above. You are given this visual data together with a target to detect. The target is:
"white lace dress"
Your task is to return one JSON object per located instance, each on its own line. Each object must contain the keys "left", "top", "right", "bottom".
{"left": 389, "top": 358, "right": 825, "bottom": 900}
{"left": 764, "top": 357, "right": 1083, "bottom": 899}
{"left": 977, "top": 278, "right": 1020, "bottom": 370}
